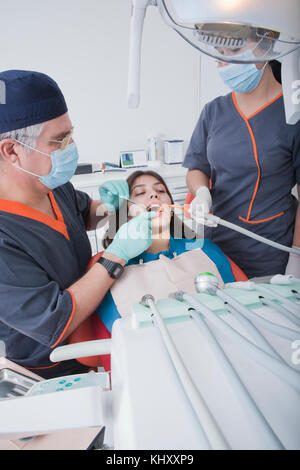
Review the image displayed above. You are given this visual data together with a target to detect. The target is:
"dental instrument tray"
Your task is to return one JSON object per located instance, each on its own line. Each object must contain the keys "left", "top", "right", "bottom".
{"left": 0, "top": 369, "right": 38, "bottom": 400}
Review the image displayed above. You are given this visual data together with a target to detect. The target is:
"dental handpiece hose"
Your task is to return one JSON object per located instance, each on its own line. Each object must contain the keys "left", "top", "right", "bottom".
{"left": 143, "top": 295, "right": 229, "bottom": 450}
{"left": 166, "top": 204, "right": 299, "bottom": 256}
{"left": 205, "top": 214, "right": 300, "bottom": 256}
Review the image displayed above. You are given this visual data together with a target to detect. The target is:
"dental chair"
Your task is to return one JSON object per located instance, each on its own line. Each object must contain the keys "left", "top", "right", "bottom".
{"left": 67, "top": 251, "right": 111, "bottom": 371}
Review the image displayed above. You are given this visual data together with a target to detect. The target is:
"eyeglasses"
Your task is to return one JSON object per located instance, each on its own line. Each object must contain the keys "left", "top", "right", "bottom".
{"left": 48, "top": 127, "right": 74, "bottom": 150}
{"left": 18, "top": 127, "right": 74, "bottom": 150}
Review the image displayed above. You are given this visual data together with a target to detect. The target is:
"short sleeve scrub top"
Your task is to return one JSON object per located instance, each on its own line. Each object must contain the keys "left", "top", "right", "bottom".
{"left": 0, "top": 183, "right": 93, "bottom": 379}
{"left": 184, "top": 92, "right": 300, "bottom": 278}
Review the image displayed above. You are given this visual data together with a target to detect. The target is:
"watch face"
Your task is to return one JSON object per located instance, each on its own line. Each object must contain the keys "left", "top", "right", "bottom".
{"left": 113, "top": 265, "right": 124, "bottom": 279}
{"left": 98, "top": 257, "right": 124, "bottom": 279}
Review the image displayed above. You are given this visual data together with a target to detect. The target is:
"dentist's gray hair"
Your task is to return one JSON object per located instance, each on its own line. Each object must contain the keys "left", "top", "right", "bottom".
{"left": 0, "top": 122, "right": 44, "bottom": 155}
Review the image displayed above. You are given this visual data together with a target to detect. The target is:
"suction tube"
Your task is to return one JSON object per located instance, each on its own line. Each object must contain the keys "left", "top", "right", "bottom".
{"left": 163, "top": 205, "right": 300, "bottom": 256}
{"left": 205, "top": 214, "right": 300, "bottom": 256}
{"left": 188, "top": 307, "right": 284, "bottom": 450}
{"left": 140, "top": 294, "right": 229, "bottom": 450}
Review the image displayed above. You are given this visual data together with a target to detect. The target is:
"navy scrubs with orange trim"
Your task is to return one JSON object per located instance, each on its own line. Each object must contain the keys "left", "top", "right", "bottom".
{"left": 0, "top": 183, "right": 92, "bottom": 378}
{"left": 184, "top": 92, "right": 300, "bottom": 278}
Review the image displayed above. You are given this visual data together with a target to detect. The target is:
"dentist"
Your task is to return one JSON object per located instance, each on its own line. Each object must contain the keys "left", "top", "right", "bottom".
{"left": 0, "top": 70, "right": 154, "bottom": 378}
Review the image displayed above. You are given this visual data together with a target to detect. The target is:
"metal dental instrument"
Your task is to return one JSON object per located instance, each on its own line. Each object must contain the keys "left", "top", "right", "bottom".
{"left": 119, "top": 196, "right": 161, "bottom": 212}
{"left": 270, "top": 275, "right": 300, "bottom": 302}
{"left": 119, "top": 194, "right": 141, "bottom": 206}
{"left": 173, "top": 280, "right": 300, "bottom": 393}
{"left": 196, "top": 276, "right": 300, "bottom": 342}
{"left": 226, "top": 281, "right": 300, "bottom": 319}
{"left": 259, "top": 297, "right": 300, "bottom": 329}
{"left": 226, "top": 278, "right": 300, "bottom": 329}
{"left": 190, "top": 276, "right": 279, "bottom": 355}
{"left": 140, "top": 294, "right": 229, "bottom": 450}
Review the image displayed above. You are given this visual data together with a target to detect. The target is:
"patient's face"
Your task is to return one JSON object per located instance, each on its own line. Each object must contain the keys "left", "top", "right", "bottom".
{"left": 128, "top": 174, "right": 172, "bottom": 233}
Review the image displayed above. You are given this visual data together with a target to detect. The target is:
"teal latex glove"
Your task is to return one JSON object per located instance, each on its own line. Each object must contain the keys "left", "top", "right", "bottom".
{"left": 98, "top": 179, "right": 129, "bottom": 211}
{"left": 105, "top": 211, "right": 156, "bottom": 262}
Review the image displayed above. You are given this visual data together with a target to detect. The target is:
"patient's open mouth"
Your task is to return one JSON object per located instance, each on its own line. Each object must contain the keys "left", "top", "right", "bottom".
{"left": 147, "top": 204, "right": 161, "bottom": 212}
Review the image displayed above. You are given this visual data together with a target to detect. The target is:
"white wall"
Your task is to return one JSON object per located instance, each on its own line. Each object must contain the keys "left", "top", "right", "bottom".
{"left": 1, "top": 0, "right": 201, "bottom": 165}
{"left": 199, "top": 55, "right": 230, "bottom": 108}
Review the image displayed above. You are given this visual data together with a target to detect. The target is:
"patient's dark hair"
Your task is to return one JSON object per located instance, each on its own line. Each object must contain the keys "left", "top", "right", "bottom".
{"left": 102, "top": 170, "right": 195, "bottom": 249}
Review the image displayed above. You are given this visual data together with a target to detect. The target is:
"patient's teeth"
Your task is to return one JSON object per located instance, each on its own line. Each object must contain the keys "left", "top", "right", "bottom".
{"left": 149, "top": 205, "right": 160, "bottom": 212}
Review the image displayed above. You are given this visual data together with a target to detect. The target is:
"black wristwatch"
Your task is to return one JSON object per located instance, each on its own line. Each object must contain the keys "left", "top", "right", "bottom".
{"left": 97, "top": 256, "right": 124, "bottom": 279}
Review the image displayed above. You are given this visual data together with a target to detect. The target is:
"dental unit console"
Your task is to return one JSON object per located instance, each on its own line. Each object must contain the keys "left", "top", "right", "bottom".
{"left": 0, "top": 274, "right": 299, "bottom": 449}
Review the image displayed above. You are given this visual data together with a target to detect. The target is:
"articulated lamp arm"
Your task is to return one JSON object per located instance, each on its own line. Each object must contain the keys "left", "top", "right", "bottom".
{"left": 127, "top": 0, "right": 157, "bottom": 108}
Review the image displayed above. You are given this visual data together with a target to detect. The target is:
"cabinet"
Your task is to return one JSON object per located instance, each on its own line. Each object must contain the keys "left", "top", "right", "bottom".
{"left": 71, "top": 164, "right": 188, "bottom": 254}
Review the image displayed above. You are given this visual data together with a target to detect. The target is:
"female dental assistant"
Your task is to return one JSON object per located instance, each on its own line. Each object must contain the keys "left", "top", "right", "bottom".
{"left": 184, "top": 47, "right": 300, "bottom": 279}
{"left": 0, "top": 70, "right": 154, "bottom": 379}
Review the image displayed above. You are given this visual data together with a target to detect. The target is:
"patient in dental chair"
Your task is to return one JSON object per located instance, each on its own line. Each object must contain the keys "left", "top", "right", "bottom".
{"left": 68, "top": 170, "right": 247, "bottom": 370}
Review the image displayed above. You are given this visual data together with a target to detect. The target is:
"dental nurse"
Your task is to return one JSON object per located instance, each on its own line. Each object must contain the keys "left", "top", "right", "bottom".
{"left": 0, "top": 70, "right": 154, "bottom": 378}
{"left": 184, "top": 39, "right": 300, "bottom": 278}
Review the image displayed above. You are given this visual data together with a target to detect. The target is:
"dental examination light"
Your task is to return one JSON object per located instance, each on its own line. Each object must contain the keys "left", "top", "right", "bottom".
{"left": 128, "top": 0, "right": 300, "bottom": 123}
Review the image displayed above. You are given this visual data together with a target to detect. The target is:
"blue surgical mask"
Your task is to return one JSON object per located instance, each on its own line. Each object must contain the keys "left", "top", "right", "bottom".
{"left": 218, "top": 49, "right": 268, "bottom": 94}
{"left": 13, "top": 141, "right": 79, "bottom": 189}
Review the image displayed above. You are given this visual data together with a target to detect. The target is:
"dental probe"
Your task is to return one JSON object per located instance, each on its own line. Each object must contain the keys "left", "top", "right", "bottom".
{"left": 119, "top": 194, "right": 142, "bottom": 206}
{"left": 119, "top": 195, "right": 161, "bottom": 212}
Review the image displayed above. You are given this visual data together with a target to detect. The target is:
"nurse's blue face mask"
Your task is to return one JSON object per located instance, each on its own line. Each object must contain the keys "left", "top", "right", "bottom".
{"left": 218, "top": 49, "right": 268, "bottom": 94}
{"left": 13, "top": 139, "right": 79, "bottom": 190}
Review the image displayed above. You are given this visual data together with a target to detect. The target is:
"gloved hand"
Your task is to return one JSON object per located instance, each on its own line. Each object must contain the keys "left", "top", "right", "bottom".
{"left": 99, "top": 179, "right": 129, "bottom": 211}
{"left": 285, "top": 247, "right": 300, "bottom": 278}
{"left": 105, "top": 211, "right": 156, "bottom": 262}
{"left": 189, "top": 186, "right": 217, "bottom": 227}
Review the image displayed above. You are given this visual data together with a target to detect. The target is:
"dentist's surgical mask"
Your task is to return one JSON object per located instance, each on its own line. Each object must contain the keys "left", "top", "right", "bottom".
{"left": 13, "top": 140, "right": 79, "bottom": 189}
{"left": 218, "top": 49, "right": 268, "bottom": 94}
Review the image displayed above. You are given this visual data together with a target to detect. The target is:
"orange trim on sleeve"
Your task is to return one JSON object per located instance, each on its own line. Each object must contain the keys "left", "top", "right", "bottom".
{"left": 50, "top": 288, "right": 76, "bottom": 349}
{"left": 0, "top": 193, "right": 70, "bottom": 240}
{"left": 26, "top": 362, "right": 62, "bottom": 371}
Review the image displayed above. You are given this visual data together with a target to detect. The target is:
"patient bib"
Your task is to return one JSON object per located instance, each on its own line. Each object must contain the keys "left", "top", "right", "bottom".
{"left": 110, "top": 248, "right": 224, "bottom": 318}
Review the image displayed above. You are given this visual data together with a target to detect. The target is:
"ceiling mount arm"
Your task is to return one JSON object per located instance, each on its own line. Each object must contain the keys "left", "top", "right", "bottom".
{"left": 127, "top": 0, "right": 157, "bottom": 108}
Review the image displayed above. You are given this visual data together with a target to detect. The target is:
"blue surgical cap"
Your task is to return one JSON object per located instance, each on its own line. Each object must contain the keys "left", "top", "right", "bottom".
{"left": 0, "top": 70, "right": 68, "bottom": 133}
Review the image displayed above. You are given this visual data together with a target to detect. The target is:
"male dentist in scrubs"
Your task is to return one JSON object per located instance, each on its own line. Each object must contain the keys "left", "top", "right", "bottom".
{"left": 0, "top": 70, "right": 154, "bottom": 379}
